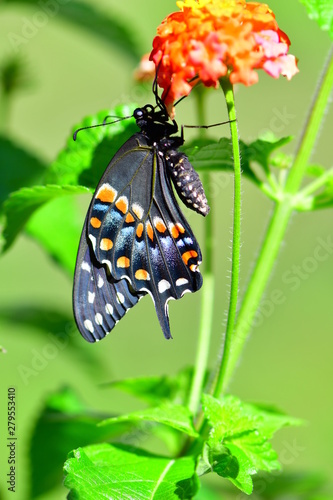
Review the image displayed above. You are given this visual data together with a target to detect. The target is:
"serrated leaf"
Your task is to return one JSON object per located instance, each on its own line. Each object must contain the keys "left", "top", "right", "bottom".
{"left": 5, "top": 0, "right": 142, "bottom": 60}
{"left": 202, "top": 394, "right": 302, "bottom": 485}
{"left": 299, "top": 0, "right": 333, "bottom": 38}
{"left": 0, "top": 184, "right": 90, "bottom": 252}
{"left": 245, "top": 402, "right": 304, "bottom": 439}
{"left": 29, "top": 387, "right": 116, "bottom": 499}
{"left": 100, "top": 402, "right": 198, "bottom": 438}
{"left": 26, "top": 195, "right": 85, "bottom": 274}
{"left": 0, "top": 135, "right": 46, "bottom": 207}
{"left": 46, "top": 105, "right": 138, "bottom": 187}
{"left": 64, "top": 443, "right": 198, "bottom": 500}
{"left": 182, "top": 136, "right": 293, "bottom": 185}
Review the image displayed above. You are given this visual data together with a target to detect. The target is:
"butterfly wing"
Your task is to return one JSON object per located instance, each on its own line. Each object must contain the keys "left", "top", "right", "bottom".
{"left": 86, "top": 133, "right": 203, "bottom": 339}
{"left": 73, "top": 214, "right": 145, "bottom": 342}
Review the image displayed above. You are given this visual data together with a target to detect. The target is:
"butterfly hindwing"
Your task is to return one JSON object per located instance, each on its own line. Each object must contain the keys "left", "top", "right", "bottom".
{"left": 73, "top": 215, "right": 145, "bottom": 342}
{"left": 86, "top": 133, "right": 203, "bottom": 339}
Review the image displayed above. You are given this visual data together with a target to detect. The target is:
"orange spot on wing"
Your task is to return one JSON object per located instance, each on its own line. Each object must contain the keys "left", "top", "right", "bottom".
{"left": 170, "top": 223, "right": 179, "bottom": 239}
{"left": 182, "top": 250, "right": 198, "bottom": 265}
{"left": 155, "top": 220, "right": 167, "bottom": 233}
{"left": 176, "top": 223, "right": 185, "bottom": 234}
{"left": 117, "top": 256, "right": 130, "bottom": 268}
{"left": 146, "top": 222, "right": 154, "bottom": 241}
{"left": 96, "top": 185, "right": 117, "bottom": 203}
{"left": 136, "top": 223, "right": 144, "bottom": 238}
{"left": 135, "top": 269, "right": 150, "bottom": 281}
{"left": 115, "top": 197, "right": 128, "bottom": 214}
{"left": 90, "top": 217, "right": 101, "bottom": 228}
{"left": 125, "top": 213, "right": 135, "bottom": 223}
{"left": 100, "top": 238, "right": 113, "bottom": 251}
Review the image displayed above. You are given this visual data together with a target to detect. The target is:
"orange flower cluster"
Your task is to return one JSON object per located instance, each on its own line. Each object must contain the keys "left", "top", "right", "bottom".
{"left": 150, "top": 0, "right": 298, "bottom": 107}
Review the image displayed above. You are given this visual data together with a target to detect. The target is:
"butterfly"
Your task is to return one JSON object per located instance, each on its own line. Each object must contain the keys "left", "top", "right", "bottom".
{"left": 73, "top": 88, "right": 210, "bottom": 342}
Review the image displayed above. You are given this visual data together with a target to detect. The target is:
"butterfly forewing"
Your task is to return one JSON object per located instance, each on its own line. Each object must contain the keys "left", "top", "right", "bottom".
{"left": 86, "top": 133, "right": 203, "bottom": 339}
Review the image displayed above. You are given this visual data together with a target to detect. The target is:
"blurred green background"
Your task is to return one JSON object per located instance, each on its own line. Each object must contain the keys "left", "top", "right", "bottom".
{"left": 0, "top": 0, "right": 332, "bottom": 498}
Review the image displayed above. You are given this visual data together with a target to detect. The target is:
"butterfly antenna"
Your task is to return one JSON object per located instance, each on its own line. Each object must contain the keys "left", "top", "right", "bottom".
{"left": 73, "top": 115, "right": 131, "bottom": 141}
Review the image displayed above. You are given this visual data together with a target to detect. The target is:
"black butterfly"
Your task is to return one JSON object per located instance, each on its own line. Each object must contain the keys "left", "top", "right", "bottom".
{"left": 73, "top": 91, "right": 210, "bottom": 341}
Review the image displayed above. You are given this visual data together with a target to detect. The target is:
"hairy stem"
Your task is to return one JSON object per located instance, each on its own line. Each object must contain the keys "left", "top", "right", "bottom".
{"left": 211, "top": 78, "right": 242, "bottom": 399}
{"left": 218, "top": 46, "right": 333, "bottom": 392}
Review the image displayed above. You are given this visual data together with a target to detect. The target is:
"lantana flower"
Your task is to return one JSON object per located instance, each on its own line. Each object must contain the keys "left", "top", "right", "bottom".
{"left": 150, "top": 0, "right": 298, "bottom": 108}
{"left": 133, "top": 54, "right": 156, "bottom": 82}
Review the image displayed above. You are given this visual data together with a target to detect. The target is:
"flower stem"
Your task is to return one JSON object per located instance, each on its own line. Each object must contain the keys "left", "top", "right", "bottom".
{"left": 211, "top": 78, "right": 242, "bottom": 399}
{"left": 218, "top": 46, "right": 333, "bottom": 392}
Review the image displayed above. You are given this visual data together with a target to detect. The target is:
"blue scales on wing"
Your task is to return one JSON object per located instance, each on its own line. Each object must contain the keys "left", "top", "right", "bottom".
{"left": 80, "top": 133, "right": 203, "bottom": 340}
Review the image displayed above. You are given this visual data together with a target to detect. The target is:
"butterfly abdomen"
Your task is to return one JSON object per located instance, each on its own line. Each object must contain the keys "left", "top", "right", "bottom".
{"left": 165, "top": 150, "right": 210, "bottom": 216}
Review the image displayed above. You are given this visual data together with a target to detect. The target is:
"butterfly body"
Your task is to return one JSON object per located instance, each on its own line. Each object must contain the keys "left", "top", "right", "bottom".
{"left": 73, "top": 105, "right": 209, "bottom": 341}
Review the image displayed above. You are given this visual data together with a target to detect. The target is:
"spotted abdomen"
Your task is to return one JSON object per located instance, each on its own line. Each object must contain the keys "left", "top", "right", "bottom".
{"left": 165, "top": 151, "right": 210, "bottom": 216}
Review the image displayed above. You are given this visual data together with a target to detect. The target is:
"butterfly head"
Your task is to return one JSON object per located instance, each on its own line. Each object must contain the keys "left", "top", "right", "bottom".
{"left": 133, "top": 104, "right": 178, "bottom": 144}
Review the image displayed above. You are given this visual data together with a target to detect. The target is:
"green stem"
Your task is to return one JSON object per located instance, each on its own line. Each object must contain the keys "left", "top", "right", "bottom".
{"left": 188, "top": 87, "right": 215, "bottom": 415}
{"left": 188, "top": 272, "right": 214, "bottom": 414}
{"left": 211, "top": 78, "right": 242, "bottom": 399}
{"left": 218, "top": 46, "right": 333, "bottom": 392}
{"left": 298, "top": 166, "right": 333, "bottom": 198}
{"left": 286, "top": 46, "right": 333, "bottom": 194}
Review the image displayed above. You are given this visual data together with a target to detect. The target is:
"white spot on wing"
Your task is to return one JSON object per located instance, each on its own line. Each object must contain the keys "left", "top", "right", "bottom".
{"left": 158, "top": 280, "right": 171, "bottom": 293}
{"left": 176, "top": 278, "right": 189, "bottom": 287}
{"left": 89, "top": 234, "right": 96, "bottom": 251}
{"left": 116, "top": 293, "right": 125, "bottom": 304}
{"left": 88, "top": 292, "right": 95, "bottom": 304}
{"left": 98, "top": 275, "right": 104, "bottom": 288}
{"left": 95, "top": 313, "right": 103, "bottom": 325}
{"left": 102, "top": 259, "right": 112, "bottom": 273}
{"left": 132, "top": 203, "right": 144, "bottom": 219}
{"left": 84, "top": 319, "right": 94, "bottom": 333}
{"left": 105, "top": 303, "right": 113, "bottom": 315}
{"left": 81, "top": 261, "right": 91, "bottom": 272}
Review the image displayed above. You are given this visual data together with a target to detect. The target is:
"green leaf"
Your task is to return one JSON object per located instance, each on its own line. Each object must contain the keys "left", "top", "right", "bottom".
{"left": 64, "top": 443, "right": 199, "bottom": 500}
{"left": 107, "top": 366, "right": 206, "bottom": 406}
{"left": 0, "top": 135, "right": 46, "bottom": 207}
{"left": 182, "top": 136, "right": 293, "bottom": 184}
{"left": 197, "top": 442, "right": 253, "bottom": 495}
{"left": 29, "top": 387, "right": 116, "bottom": 499}
{"left": 299, "top": 0, "right": 333, "bottom": 38}
{"left": 100, "top": 402, "right": 198, "bottom": 438}
{"left": 45, "top": 105, "right": 138, "bottom": 187}
{"left": 26, "top": 195, "right": 85, "bottom": 275}
{"left": 5, "top": 0, "right": 142, "bottom": 60}
{"left": 0, "top": 184, "right": 89, "bottom": 252}
{"left": 201, "top": 395, "right": 303, "bottom": 494}
{"left": 244, "top": 402, "right": 304, "bottom": 439}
